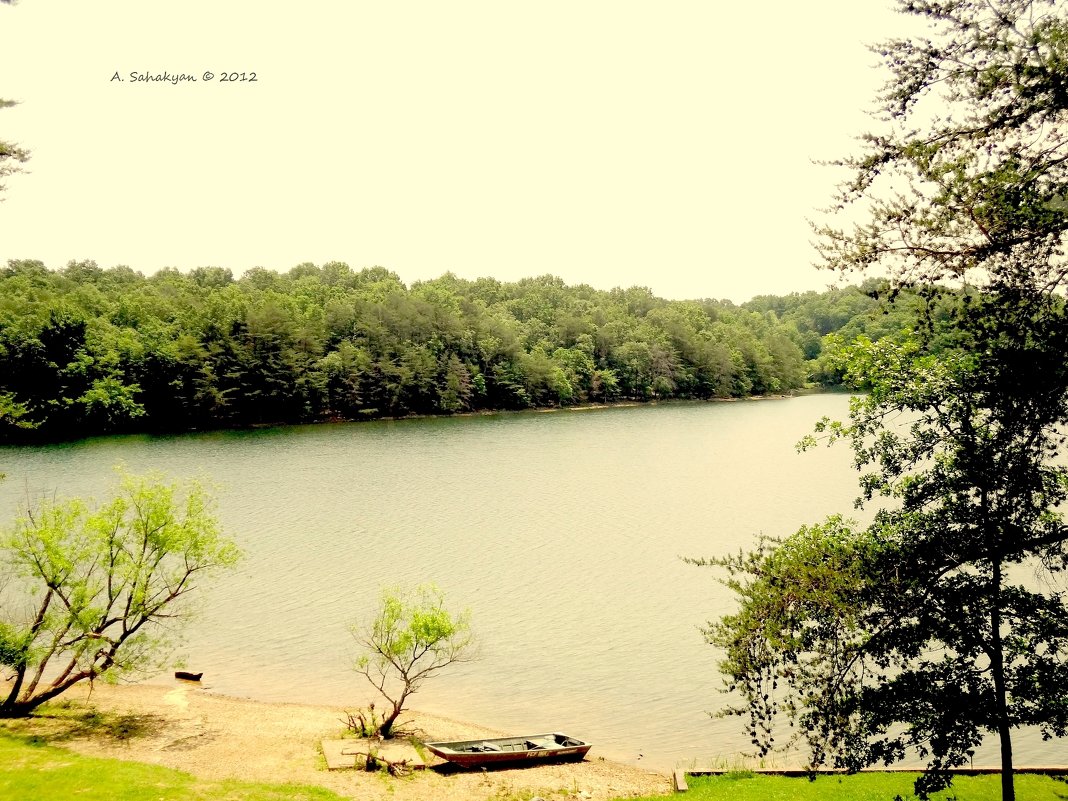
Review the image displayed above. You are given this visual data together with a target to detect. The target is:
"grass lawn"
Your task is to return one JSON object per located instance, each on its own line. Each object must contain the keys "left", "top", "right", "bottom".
{"left": 0, "top": 732, "right": 349, "bottom": 801}
{"left": 627, "top": 771, "right": 1068, "bottom": 801}
{"left": 6, "top": 724, "right": 1066, "bottom": 801}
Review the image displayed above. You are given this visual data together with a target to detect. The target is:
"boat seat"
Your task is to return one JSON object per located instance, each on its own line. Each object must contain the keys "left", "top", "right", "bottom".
{"left": 476, "top": 741, "right": 502, "bottom": 752}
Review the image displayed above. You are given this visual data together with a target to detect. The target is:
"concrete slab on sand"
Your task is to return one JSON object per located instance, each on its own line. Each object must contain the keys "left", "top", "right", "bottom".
{"left": 321, "top": 739, "right": 427, "bottom": 771}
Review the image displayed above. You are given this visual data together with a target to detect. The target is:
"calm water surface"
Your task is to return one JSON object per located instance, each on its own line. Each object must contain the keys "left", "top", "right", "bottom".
{"left": 0, "top": 395, "right": 1061, "bottom": 769}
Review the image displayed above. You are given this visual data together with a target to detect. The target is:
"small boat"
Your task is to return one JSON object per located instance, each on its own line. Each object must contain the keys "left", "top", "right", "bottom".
{"left": 424, "top": 732, "right": 591, "bottom": 767}
{"left": 174, "top": 671, "right": 203, "bottom": 681}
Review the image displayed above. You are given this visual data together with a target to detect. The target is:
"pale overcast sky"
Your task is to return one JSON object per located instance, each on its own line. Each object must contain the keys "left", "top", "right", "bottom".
{"left": 0, "top": 1, "right": 915, "bottom": 302}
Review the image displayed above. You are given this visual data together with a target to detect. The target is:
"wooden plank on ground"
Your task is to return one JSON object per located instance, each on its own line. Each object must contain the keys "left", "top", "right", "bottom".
{"left": 673, "top": 769, "right": 688, "bottom": 792}
{"left": 322, "top": 740, "right": 356, "bottom": 770}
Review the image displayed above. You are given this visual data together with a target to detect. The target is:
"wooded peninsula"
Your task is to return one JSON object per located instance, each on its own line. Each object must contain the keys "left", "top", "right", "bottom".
{"left": 0, "top": 259, "right": 925, "bottom": 442}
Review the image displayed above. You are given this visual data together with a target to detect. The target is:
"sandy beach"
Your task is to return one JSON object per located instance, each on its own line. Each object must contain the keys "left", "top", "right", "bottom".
{"left": 0, "top": 681, "right": 671, "bottom": 801}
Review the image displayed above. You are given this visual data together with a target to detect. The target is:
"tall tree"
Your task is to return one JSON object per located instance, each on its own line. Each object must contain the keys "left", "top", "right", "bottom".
{"left": 700, "top": 334, "right": 1068, "bottom": 799}
{"left": 707, "top": 2, "right": 1068, "bottom": 800}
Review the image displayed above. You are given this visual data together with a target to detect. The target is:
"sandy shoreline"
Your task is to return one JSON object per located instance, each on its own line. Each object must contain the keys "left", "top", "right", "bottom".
{"left": 0, "top": 681, "right": 671, "bottom": 801}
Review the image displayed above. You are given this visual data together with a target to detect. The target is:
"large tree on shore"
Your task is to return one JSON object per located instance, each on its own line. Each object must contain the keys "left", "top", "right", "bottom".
{"left": 701, "top": 331, "right": 1068, "bottom": 798}
{"left": 0, "top": 471, "right": 240, "bottom": 717}
{"left": 703, "top": 2, "right": 1068, "bottom": 800}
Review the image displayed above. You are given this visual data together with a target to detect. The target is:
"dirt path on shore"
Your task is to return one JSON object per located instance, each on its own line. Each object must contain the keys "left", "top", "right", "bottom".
{"left": 1, "top": 682, "right": 671, "bottom": 801}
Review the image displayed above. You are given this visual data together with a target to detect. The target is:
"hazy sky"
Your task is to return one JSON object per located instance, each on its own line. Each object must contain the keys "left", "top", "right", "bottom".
{"left": 0, "top": 2, "right": 914, "bottom": 302}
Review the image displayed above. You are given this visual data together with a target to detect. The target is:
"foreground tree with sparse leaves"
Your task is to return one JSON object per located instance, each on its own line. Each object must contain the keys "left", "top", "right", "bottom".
{"left": 351, "top": 584, "right": 476, "bottom": 739}
{"left": 0, "top": 471, "right": 240, "bottom": 717}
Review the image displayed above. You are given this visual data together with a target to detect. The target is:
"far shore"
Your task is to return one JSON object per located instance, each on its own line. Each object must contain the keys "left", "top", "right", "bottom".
{"left": 230, "top": 391, "right": 818, "bottom": 432}
{"left": 235, "top": 391, "right": 813, "bottom": 430}
{"left": 334, "top": 391, "right": 816, "bottom": 423}
{"left": 3, "top": 388, "right": 843, "bottom": 447}
{"left": 0, "top": 681, "right": 671, "bottom": 801}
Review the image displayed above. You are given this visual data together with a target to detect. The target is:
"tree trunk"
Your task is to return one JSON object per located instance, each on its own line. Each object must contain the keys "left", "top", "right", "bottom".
{"left": 0, "top": 687, "right": 54, "bottom": 717}
{"left": 3, "top": 589, "right": 54, "bottom": 712}
{"left": 379, "top": 703, "right": 402, "bottom": 738}
{"left": 0, "top": 699, "right": 39, "bottom": 718}
{"left": 378, "top": 689, "right": 410, "bottom": 739}
{"left": 990, "top": 555, "right": 1015, "bottom": 801}
{"left": 0, "top": 669, "right": 93, "bottom": 718}
{"left": 3, "top": 667, "right": 26, "bottom": 711}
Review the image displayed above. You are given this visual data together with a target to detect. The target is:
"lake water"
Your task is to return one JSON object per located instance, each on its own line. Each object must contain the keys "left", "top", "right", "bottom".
{"left": 0, "top": 394, "right": 1062, "bottom": 770}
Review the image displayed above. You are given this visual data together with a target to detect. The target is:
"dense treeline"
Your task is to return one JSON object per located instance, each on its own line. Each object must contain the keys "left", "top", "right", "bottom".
{"left": 0, "top": 259, "right": 917, "bottom": 441}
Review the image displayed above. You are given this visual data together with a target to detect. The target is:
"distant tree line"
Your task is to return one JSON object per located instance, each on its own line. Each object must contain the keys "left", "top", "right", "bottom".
{"left": 0, "top": 259, "right": 923, "bottom": 442}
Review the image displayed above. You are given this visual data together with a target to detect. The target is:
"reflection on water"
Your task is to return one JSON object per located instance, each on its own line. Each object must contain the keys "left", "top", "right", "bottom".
{"left": 0, "top": 395, "right": 1062, "bottom": 770}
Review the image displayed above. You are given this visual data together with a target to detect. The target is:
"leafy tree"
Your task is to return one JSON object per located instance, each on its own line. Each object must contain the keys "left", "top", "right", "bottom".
{"left": 439, "top": 353, "right": 475, "bottom": 412}
{"left": 76, "top": 376, "right": 145, "bottom": 431}
{"left": 700, "top": 336, "right": 1068, "bottom": 799}
{"left": 0, "top": 471, "right": 241, "bottom": 717}
{"left": 0, "top": 391, "right": 33, "bottom": 435}
{"left": 590, "top": 367, "right": 621, "bottom": 402}
{"left": 705, "top": 2, "right": 1068, "bottom": 800}
{"left": 317, "top": 340, "right": 369, "bottom": 418}
{"left": 351, "top": 584, "right": 476, "bottom": 738}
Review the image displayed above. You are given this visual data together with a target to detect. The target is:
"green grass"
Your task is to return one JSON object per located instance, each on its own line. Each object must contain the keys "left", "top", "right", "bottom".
{"left": 5, "top": 724, "right": 1065, "bottom": 801}
{"left": 625, "top": 772, "right": 1068, "bottom": 801}
{"left": 0, "top": 732, "right": 350, "bottom": 801}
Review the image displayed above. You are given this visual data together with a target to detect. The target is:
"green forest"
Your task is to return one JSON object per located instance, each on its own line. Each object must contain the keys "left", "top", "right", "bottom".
{"left": 0, "top": 259, "right": 922, "bottom": 442}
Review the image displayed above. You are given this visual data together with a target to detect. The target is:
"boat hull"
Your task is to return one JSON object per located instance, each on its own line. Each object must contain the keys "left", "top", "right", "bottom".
{"left": 424, "top": 732, "right": 591, "bottom": 768}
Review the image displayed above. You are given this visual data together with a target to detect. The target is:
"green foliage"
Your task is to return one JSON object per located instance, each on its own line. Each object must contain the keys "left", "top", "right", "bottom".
{"left": 0, "top": 732, "right": 350, "bottom": 801}
{"left": 76, "top": 376, "right": 146, "bottom": 429}
{"left": 0, "top": 620, "right": 29, "bottom": 669}
{"left": 0, "top": 391, "right": 35, "bottom": 433}
{"left": 689, "top": 517, "right": 881, "bottom": 761}
{"left": 624, "top": 773, "right": 1068, "bottom": 801}
{"left": 0, "top": 260, "right": 923, "bottom": 443}
{"left": 0, "top": 470, "right": 241, "bottom": 716}
{"left": 352, "top": 584, "right": 476, "bottom": 738}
